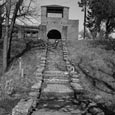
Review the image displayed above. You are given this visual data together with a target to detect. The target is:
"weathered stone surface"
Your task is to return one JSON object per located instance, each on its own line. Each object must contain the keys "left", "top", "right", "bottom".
{"left": 12, "top": 99, "right": 33, "bottom": 115}
{"left": 35, "top": 72, "right": 42, "bottom": 78}
{"left": 5, "top": 79, "right": 15, "bottom": 95}
{"left": 45, "top": 78, "right": 69, "bottom": 84}
{"left": 40, "top": 63, "right": 45, "bottom": 67}
{"left": 40, "top": 60, "right": 46, "bottom": 64}
{"left": 31, "top": 81, "right": 42, "bottom": 90}
{"left": 71, "top": 78, "right": 80, "bottom": 83}
{"left": 71, "top": 109, "right": 82, "bottom": 114}
{"left": 29, "top": 92, "right": 39, "bottom": 97}
{"left": 36, "top": 68, "right": 44, "bottom": 73}
{"left": 44, "top": 71, "right": 68, "bottom": 77}
{"left": 66, "top": 61, "right": 70, "bottom": 65}
{"left": 41, "top": 57, "right": 46, "bottom": 61}
{"left": 72, "top": 74, "right": 79, "bottom": 78}
{"left": 88, "top": 107, "right": 105, "bottom": 115}
{"left": 43, "top": 84, "right": 73, "bottom": 93}
{"left": 64, "top": 71, "right": 69, "bottom": 75}
{"left": 71, "top": 83, "right": 83, "bottom": 90}
{"left": 32, "top": 110, "right": 71, "bottom": 115}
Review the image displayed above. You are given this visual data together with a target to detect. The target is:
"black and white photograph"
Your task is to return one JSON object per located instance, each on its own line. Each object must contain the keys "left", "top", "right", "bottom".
{"left": 0, "top": 0, "right": 115, "bottom": 115}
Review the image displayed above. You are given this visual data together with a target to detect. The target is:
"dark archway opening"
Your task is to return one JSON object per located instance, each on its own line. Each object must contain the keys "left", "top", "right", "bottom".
{"left": 47, "top": 29, "right": 61, "bottom": 39}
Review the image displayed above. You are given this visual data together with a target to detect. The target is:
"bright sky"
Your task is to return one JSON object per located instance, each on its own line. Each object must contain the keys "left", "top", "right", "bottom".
{"left": 39, "top": 0, "right": 84, "bottom": 31}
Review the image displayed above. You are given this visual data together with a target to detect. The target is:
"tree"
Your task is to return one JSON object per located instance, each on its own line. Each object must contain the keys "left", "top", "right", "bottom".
{"left": 79, "top": 28, "right": 93, "bottom": 39}
{"left": 7, "top": 0, "right": 24, "bottom": 61}
{"left": 3, "top": 0, "right": 35, "bottom": 72}
{"left": 0, "top": 2, "right": 5, "bottom": 39}
{"left": 78, "top": 0, "right": 115, "bottom": 39}
{"left": 3, "top": 0, "right": 11, "bottom": 72}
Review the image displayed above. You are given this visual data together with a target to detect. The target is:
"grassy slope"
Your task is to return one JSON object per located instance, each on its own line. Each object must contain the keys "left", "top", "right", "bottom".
{"left": 0, "top": 38, "right": 115, "bottom": 113}
{"left": 0, "top": 39, "right": 46, "bottom": 114}
{"left": 67, "top": 39, "right": 115, "bottom": 109}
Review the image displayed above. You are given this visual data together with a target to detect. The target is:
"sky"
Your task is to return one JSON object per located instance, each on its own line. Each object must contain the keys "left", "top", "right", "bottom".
{"left": 38, "top": 0, "right": 84, "bottom": 31}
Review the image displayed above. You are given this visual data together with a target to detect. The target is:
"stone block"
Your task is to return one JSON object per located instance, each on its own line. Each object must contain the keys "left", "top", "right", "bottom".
{"left": 71, "top": 83, "right": 83, "bottom": 90}
{"left": 29, "top": 92, "right": 39, "bottom": 97}
{"left": 12, "top": 99, "right": 33, "bottom": 115}
{"left": 31, "top": 81, "right": 42, "bottom": 90}
{"left": 43, "top": 84, "right": 73, "bottom": 93}
{"left": 66, "top": 61, "right": 70, "bottom": 64}
{"left": 35, "top": 72, "right": 42, "bottom": 78}
{"left": 32, "top": 111, "right": 71, "bottom": 115}
{"left": 72, "top": 74, "right": 79, "bottom": 78}
{"left": 71, "top": 78, "right": 80, "bottom": 83}
{"left": 44, "top": 78, "right": 69, "bottom": 84}
{"left": 40, "top": 63, "right": 45, "bottom": 67}
{"left": 41, "top": 57, "right": 46, "bottom": 60}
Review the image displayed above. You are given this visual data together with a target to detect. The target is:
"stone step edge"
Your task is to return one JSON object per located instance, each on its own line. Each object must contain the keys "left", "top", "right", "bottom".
{"left": 12, "top": 97, "right": 38, "bottom": 115}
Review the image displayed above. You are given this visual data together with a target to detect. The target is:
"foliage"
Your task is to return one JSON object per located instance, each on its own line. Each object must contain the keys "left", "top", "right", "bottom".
{"left": 79, "top": 28, "right": 93, "bottom": 39}
{"left": 78, "top": 0, "right": 115, "bottom": 38}
{"left": 2, "top": 0, "right": 36, "bottom": 72}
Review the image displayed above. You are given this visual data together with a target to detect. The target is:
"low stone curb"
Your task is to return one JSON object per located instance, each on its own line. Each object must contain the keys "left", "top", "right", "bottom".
{"left": 12, "top": 50, "right": 47, "bottom": 115}
{"left": 62, "top": 42, "right": 84, "bottom": 93}
{"left": 12, "top": 98, "right": 35, "bottom": 115}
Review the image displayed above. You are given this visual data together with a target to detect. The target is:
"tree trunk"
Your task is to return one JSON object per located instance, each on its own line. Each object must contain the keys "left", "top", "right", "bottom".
{"left": 0, "top": 23, "right": 2, "bottom": 39}
{"left": 7, "top": 0, "right": 23, "bottom": 62}
{"left": 3, "top": 0, "right": 11, "bottom": 72}
{"left": 105, "top": 19, "right": 110, "bottom": 39}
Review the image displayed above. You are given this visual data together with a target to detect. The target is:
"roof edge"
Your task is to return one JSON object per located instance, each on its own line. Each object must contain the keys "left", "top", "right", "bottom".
{"left": 41, "top": 4, "right": 69, "bottom": 8}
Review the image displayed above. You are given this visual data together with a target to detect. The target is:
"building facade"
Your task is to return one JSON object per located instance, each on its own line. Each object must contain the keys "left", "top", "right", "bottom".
{"left": 40, "top": 5, "right": 79, "bottom": 41}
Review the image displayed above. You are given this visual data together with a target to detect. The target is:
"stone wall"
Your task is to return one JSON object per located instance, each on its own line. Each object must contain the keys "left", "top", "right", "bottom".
{"left": 40, "top": 5, "right": 79, "bottom": 41}
{"left": 67, "top": 20, "right": 79, "bottom": 41}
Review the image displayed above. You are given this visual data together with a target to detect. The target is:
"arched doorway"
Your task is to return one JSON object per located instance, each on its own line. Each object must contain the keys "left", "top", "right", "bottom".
{"left": 47, "top": 29, "right": 61, "bottom": 39}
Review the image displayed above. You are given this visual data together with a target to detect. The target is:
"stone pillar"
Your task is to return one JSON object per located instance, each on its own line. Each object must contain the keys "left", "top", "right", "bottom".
{"left": 62, "top": 26, "right": 68, "bottom": 40}
{"left": 18, "top": 27, "right": 24, "bottom": 39}
{"left": 40, "top": 25, "right": 47, "bottom": 40}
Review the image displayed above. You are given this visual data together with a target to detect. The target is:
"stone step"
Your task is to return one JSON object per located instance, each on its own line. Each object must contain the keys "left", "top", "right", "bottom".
{"left": 71, "top": 83, "right": 83, "bottom": 90}
{"left": 42, "top": 84, "right": 73, "bottom": 94}
{"left": 12, "top": 98, "right": 34, "bottom": 115}
{"left": 44, "top": 73, "right": 69, "bottom": 77}
{"left": 63, "top": 52, "right": 68, "bottom": 54}
{"left": 31, "top": 82, "right": 42, "bottom": 90}
{"left": 44, "top": 78, "right": 69, "bottom": 84}
{"left": 40, "top": 60, "right": 46, "bottom": 63}
{"left": 36, "top": 69, "right": 44, "bottom": 73}
{"left": 71, "top": 78, "right": 80, "bottom": 83}
{"left": 72, "top": 74, "right": 79, "bottom": 78}
{"left": 32, "top": 111, "right": 71, "bottom": 115}
{"left": 44, "top": 71, "right": 69, "bottom": 75}
{"left": 40, "top": 57, "right": 46, "bottom": 61}
{"left": 29, "top": 92, "right": 39, "bottom": 97}
{"left": 65, "top": 61, "right": 70, "bottom": 64}
{"left": 35, "top": 72, "right": 42, "bottom": 76}
{"left": 63, "top": 54, "right": 68, "bottom": 57}
{"left": 44, "top": 76, "right": 69, "bottom": 81}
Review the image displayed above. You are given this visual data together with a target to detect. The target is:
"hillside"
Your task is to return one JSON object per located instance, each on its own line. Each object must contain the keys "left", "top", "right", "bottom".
{"left": 67, "top": 39, "right": 115, "bottom": 112}
{"left": 0, "top": 39, "right": 115, "bottom": 114}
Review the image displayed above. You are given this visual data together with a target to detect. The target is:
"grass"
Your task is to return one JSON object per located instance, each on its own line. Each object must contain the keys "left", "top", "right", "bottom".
{"left": 0, "top": 98, "right": 20, "bottom": 115}
{"left": 0, "top": 37, "right": 115, "bottom": 114}
{"left": 0, "top": 38, "right": 47, "bottom": 115}
{"left": 67, "top": 39, "right": 115, "bottom": 112}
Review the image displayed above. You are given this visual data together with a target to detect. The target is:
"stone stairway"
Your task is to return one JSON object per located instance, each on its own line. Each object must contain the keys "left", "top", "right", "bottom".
{"left": 12, "top": 40, "right": 84, "bottom": 115}
{"left": 31, "top": 41, "right": 84, "bottom": 115}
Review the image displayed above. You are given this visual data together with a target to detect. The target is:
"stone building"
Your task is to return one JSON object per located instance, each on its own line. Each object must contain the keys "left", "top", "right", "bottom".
{"left": 40, "top": 5, "right": 79, "bottom": 41}
{"left": 2, "top": 5, "right": 79, "bottom": 41}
